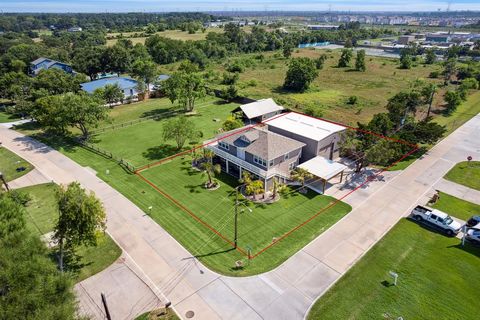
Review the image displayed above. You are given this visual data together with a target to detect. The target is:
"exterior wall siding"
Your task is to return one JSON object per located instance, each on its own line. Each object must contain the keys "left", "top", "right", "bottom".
{"left": 267, "top": 126, "right": 319, "bottom": 161}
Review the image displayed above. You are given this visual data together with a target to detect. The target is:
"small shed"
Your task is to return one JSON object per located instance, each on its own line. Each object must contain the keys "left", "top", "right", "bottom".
{"left": 233, "top": 98, "right": 284, "bottom": 123}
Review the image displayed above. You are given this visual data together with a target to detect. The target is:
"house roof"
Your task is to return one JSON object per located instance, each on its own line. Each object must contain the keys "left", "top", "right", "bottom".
{"left": 298, "top": 156, "right": 347, "bottom": 181}
{"left": 217, "top": 126, "right": 305, "bottom": 160}
{"left": 267, "top": 112, "right": 346, "bottom": 141}
{"left": 80, "top": 77, "right": 138, "bottom": 93}
{"left": 238, "top": 98, "right": 284, "bottom": 119}
{"left": 31, "top": 57, "right": 50, "bottom": 65}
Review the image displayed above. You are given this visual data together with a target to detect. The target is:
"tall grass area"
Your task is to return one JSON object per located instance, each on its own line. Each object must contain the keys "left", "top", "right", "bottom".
{"left": 308, "top": 219, "right": 480, "bottom": 320}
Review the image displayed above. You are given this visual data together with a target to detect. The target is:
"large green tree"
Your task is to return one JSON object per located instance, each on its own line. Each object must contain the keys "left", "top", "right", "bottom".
{"left": 162, "top": 116, "right": 198, "bottom": 150}
{"left": 283, "top": 57, "right": 318, "bottom": 92}
{"left": 94, "top": 83, "right": 124, "bottom": 105}
{"left": 0, "top": 194, "right": 78, "bottom": 319}
{"left": 130, "top": 59, "right": 158, "bottom": 95}
{"left": 33, "top": 92, "right": 109, "bottom": 138}
{"left": 355, "top": 49, "right": 366, "bottom": 72}
{"left": 54, "top": 182, "right": 106, "bottom": 272}
{"left": 337, "top": 49, "right": 353, "bottom": 68}
{"left": 163, "top": 61, "right": 206, "bottom": 111}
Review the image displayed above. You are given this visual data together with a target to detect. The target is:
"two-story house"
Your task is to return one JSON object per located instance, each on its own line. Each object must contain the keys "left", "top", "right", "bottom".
{"left": 206, "top": 126, "right": 306, "bottom": 191}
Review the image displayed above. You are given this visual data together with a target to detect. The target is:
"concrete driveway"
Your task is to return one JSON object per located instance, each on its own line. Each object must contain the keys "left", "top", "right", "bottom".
{"left": 1, "top": 113, "right": 479, "bottom": 320}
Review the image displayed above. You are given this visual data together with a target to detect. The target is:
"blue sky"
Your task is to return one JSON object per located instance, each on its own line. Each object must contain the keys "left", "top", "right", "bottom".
{"left": 1, "top": 1, "right": 479, "bottom": 12}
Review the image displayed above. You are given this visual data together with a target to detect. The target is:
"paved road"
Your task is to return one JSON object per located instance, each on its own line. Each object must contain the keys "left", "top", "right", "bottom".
{"left": 1, "top": 113, "right": 479, "bottom": 320}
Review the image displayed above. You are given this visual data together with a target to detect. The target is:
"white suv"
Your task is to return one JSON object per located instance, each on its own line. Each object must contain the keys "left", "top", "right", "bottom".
{"left": 411, "top": 205, "right": 462, "bottom": 236}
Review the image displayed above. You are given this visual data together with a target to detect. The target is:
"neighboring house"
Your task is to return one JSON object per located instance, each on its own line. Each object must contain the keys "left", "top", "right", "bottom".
{"left": 80, "top": 77, "right": 140, "bottom": 99}
{"left": 29, "top": 57, "right": 74, "bottom": 76}
{"left": 267, "top": 112, "right": 346, "bottom": 161}
{"left": 206, "top": 126, "right": 305, "bottom": 191}
{"left": 398, "top": 35, "right": 415, "bottom": 45}
{"left": 206, "top": 112, "right": 348, "bottom": 193}
{"left": 233, "top": 98, "right": 284, "bottom": 123}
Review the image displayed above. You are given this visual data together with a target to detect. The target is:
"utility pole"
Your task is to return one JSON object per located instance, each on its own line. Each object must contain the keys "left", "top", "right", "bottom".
{"left": 101, "top": 293, "right": 112, "bottom": 320}
{"left": 234, "top": 186, "right": 239, "bottom": 248}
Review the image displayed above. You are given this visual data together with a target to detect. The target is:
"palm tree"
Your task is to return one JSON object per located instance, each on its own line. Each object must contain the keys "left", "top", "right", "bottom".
{"left": 201, "top": 161, "right": 221, "bottom": 188}
{"left": 246, "top": 180, "right": 264, "bottom": 200}
{"left": 190, "top": 148, "right": 202, "bottom": 167}
{"left": 291, "top": 167, "right": 313, "bottom": 192}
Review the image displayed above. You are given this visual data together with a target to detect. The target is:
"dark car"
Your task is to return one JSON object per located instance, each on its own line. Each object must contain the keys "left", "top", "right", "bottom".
{"left": 466, "top": 215, "right": 480, "bottom": 228}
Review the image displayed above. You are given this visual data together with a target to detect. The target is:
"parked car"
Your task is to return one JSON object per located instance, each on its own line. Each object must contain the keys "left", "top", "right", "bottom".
{"left": 411, "top": 205, "right": 462, "bottom": 236}
{"left": 466, "top": 215, "right": 480, "bottom": 228}
{"left": 465, "top": 228, "right": 480, "bottom": 243}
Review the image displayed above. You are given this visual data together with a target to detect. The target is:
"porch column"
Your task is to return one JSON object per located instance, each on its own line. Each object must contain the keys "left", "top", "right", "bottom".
{"left": 340, "top": 171, "right": 344, "bottom": 183}
{"left": 323, "top": 179, "right": 327, "bottom": 193}
{"left": 239, "top": 167, "right": 242, "bottom": 179}
{"left": 226, "top": 160, "right": 229, "bottom": 174}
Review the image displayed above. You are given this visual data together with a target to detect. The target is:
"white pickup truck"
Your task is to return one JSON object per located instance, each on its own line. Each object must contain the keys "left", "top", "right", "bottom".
{"left": 411, "top": 205, "right": 462, "bottom": 236}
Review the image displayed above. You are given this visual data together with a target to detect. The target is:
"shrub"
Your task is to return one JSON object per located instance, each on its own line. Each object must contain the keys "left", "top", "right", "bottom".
{"left": 347, "top": 96, "right": 358, "bottom": 105}
{"left": 226, "top": 61, "right": 244, "bottom": 73}
{"left": 429, "top": 71, "right": 440, "bottom": 78}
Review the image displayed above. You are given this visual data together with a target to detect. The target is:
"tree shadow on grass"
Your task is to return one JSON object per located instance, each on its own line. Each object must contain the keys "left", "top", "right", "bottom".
{"left": 142, "top": 144, "right": 184, "bottom": 161}
{"left": 49, "top": 249, "right": 92, "bottom": 276}
{"left": 13, "top": 132, "right": 78, "bottom": 154}
{"left": 141, "top": 107, "right": 177, "bottom": 119}
{"left": 447, "top": 242, "right": 480, "bottom": 258}
{"left": 184, "top": 183, "right": 203, "bottom": 193}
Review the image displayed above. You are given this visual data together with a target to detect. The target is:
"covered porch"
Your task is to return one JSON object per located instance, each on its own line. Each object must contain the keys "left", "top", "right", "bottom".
{"left": 298, "top": 156, "right": 347, "bottom": 194}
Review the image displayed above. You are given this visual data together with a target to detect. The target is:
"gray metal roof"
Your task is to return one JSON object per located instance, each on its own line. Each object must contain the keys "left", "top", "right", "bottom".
{"left": 217, "top": 126, "right": 305, "bottom": 160}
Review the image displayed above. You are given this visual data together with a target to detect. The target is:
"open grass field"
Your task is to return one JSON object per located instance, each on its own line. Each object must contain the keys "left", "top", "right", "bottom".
{"left": 139, "top": 156, "right": 351, "bottom": 275}
{"left": 307, "top": 219, "right": 480, "bottom": 320}
{"left": 211, "top": 48, "right": 443, "bottom": 125}
{"left": 431, "top": 192, "right": 480, "bottom": 221}
{"left": 106, "top": 28, "right": 223, "bottom": 46}
{"left": 90, "top": 97, "right": 239, "bottom": 167}
{"left": 0, "top": 147, "right": 33, "bottom": 182}
{"left": 19, "top": 183, "right": 122, "bottom": 282}
{"left": 434, "top": 91, "right": 480, "bottom": 135}
{"left": 444, "top": 161, "right": 480, "bottom": 191}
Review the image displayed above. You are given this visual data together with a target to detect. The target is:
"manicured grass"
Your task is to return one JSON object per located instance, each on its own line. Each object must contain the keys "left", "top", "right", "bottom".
{"left": 91, "top": 97, "right": 239, "bottom": 167}
{"left": 308, "top": 219, "right": 480, "bottom": 320}
{"left": 431, "top": 192, "right": 480, "bottom": 221}
{"left": 139, "top": 156, "right": 351, "bottom": 275}
{"left": 135, "top": 310, "right": 180, "bottom": 320}
{"left": 0, "top": 110, "right": 20, "bottom": 123}
{"left": 444, "top": 161, "right": 480, "bottom": 191}
{"left": 28, "top": 133, "right": 350, "bottom": 276}
{"left": 0, "top": 147, "right": 33, "bottom": 182}
{"left": 18, "top": 183, "right": 122, "bottom": 282}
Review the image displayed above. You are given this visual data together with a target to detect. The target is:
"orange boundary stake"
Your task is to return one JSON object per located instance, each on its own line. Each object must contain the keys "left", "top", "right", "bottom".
{"left": 133, "top": 111, "right": 420, "bottom": 260}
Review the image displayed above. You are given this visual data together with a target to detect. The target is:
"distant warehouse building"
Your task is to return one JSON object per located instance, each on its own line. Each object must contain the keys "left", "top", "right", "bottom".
{"left": 398, "top": 35, "right": 415, "bottom": 45}
{"left": 307, "top": 25, "right": 339, "bottom": 30}
{"left": 426, "top": 33, "right": 451, "bottom": 43}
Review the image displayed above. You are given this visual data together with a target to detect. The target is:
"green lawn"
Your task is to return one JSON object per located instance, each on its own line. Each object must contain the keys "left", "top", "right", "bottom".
{"left": 431, "top": 192, "right": 480, "bottom": 221}
{"left": 19, "top": 183, "right": 122, "bottom": 282}
{"left": 434, "top": 90, "right": 480, "bottom": 136}
{"left": 135, "top": 310, "right": 180, "bottom": 320}
{"left": 0, "top": 110, "right": 20, "bottom": 123}
{"left": 0, "top": 147, "right": 33, "bottom": 182}
{"left": 444, "top": 161, "right": 480, "bottom": 191}
{"left": 91, "top": 97, "right": 239, "bottom": 167}
{"left": 308, "top": 219, "right": 480, "bottom": 320}
{"left": 139, "top": 156, "right": 351, "bottom": 275}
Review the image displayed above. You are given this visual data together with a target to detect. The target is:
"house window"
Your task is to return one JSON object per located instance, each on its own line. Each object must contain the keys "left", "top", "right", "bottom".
{"left": 219, "top": 141, "right": 229, "bottom": 150}
{"left": 269, "top": 160, "right": 274, "bottom": 167}
{"left": 253, "top": 155, "right": 267, "bottom": 167}
{"left": 284, "top": 153, "right": 290, "bottom": 161}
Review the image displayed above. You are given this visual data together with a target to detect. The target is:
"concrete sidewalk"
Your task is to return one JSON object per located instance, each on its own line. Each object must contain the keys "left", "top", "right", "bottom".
{"left": 434, "top": 178, "right": 480, "bottom": 205}
{"left": 1, "top": 113, "right": 479, "bottom": 320}
{"left": 8, "top": 168, "right": 51, "bottom": 189}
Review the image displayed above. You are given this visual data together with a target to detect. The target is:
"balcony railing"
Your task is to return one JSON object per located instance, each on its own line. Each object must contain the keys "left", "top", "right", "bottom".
{"left": 206, "top": 143, "right": 291, "bottom": 180}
